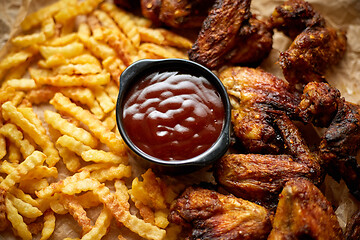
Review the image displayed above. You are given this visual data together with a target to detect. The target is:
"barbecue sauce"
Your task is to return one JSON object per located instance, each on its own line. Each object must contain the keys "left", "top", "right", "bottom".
{"left": 122, "top": 71, "right": 224, "bottom": 161}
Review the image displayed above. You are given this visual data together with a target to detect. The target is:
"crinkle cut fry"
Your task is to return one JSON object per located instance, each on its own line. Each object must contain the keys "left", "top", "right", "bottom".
{"left": 93, "top": 183, "right": 166, "bottom": 240}
{"left": 36, "top": 170, "right": 90, "bottom": 199}
{"left": 50, "top": 93, "right": 126, "bottom": 155}
{"left": 0, "top": 151, "right": 47, "bottom": 191}
{"left": 0, "top": 186, "right": 8, "bottom": 231}
{"left": 81, "top": 206, "right": 112, "bottom": 240}
{"left": 5, "top": 195, "right": 32, "bottom": 240}
{"left": 60, "top": 194, "right": 93, "bottom": 235}
{"left": 0, "top": 123, "right": 35, "bottom": 158}
{"left": 1, "top": 101, "right": 60, "bottom": 167}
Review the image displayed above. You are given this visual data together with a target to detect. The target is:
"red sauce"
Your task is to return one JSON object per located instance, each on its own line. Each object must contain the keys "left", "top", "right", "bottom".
{"left": 122, "top": 71, "right": 225, "bottom": 161}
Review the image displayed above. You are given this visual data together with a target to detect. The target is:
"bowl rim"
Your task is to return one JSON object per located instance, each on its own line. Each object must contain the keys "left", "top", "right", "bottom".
{"left": 116, "top": 58, "right": 231, "bottom": 167}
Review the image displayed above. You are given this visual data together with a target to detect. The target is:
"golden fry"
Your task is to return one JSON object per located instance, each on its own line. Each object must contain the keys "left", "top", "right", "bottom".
{"left": 7, "top": 192, "right": 42, "bottom": 218}
{"left": 50, "top": 93, "right": 126, "bottom": 155}
{"left": 81, "top": 206, "right": 112, "bottom": 240}
{"left": 54, "top": 0, "right": 103, "bottom": 24}
{"left": 101, "top": 2, "right": 140, "bottom": 47}
{"left": 90, "top": 164, "right": 131, "bottom": 182}
{"left": 2, "top": 102, "right": 60, "bottom": 167}
{"left": 20, "top": 0, "right": 77, "bottom": 30}
{"left": 93, "top": 183, "right": 166, "bottom": 240}
{"left": 60, "top": 194, "right": 93, "bottom": 234}
{"left": 56, "top": 145, "right": 81, "bottom": 172}
{"left": 44, "top": 33, "right": 78, "bottom": 46}
{"left": 36, "top": 171, "right": 90, "bottom": 199}
{"left": 0, "top": 134, "right": 6, "bottom": 161}
{"left": 5, "top": 79, "right": 37, "bottom": 91}
{"left": 45, "top": 110, "right": 98, "bottom": 148}
{"left": 102, "top": 56, "right": 126, "bottom": 85}
{"left": 35, "top": 70, "right": 110, "bottom": 87}
{"left": 40, "top": 210, "right": 56, "bottom": 240}
{"left": 41, "top": 17, "right": 56, "bottom": 39}
{"left": 0, "top": 151, "right": 46, "bottom": 191}
{"left": 81, "top": 149, "right": 128, "bottom": 164}
{"left": 93, "top": 86, "right": 116, "bottom": 113}
{"left": 5, "top": 195, "right": 32, "bottom": 240}
{"left": 11, "top": 32, "right": 46, "bottom": 48}
{"left": 39, "top": 42, "right": 84, "bottom": 59}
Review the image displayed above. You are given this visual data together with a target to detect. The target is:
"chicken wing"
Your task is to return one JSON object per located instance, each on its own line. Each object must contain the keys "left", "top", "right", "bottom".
{"left": 141, "top": 0, "right": 215, "bottom": 28}
{"left": 297, "top": 81, "right": 341, "bottom": 127}
{"left": 297, "top": 82, "right": 360, "bottom": 199}
{"left": 188, "top": 0, "right": 252, "bottom": 69}
{"left": 270, "top": 0, "right": 325, "bottom": 39}
{"left": 158, "top": 0, "right": 214, "bottom": 28}
{"left": 140, "top": 0, "right": 162, "bottom": 25}
{"left": 168, "top": 186, "right": 271, "bottom": 240}
{"left": 320, "top": 99, "right": 360, "bottom": 199}
{"left": 268, "top": 178, "right": 343, "bottom": 240}
{"left": 279, "top": 26, "right": 347, "bottom": 88}
{"left": 219, "top": 66, "right": 300, "bottom": 153}
{"left": 224, "top": 16, "right": 273, "bottom": 67}
{"left": 215, "top": 111, "right": 322, "bottom": 207}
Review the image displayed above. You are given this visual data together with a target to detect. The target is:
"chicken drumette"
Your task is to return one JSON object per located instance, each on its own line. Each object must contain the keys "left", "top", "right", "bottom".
{"left": 140, "top": 0, "right": 215, "bottom": 28}
{"left": 268, "top": 178, "right": 343, "bottom": 240}
{"left": 270, "top": 0, "right": 325, "bottom": 39}
{"left": 279, "top": 26, "right": 347, "bottom": 89}
{"left": 215, "top": 111, "right": 322, "bottom": 207}
{"left": 168, "top": 186, "right": 271, "bottom": 240}
{"left": 188, "top": 0, "right": 273, "bottom": 69}
{"left": 219, "top": 66, "right": 301, "bottom": 154}
{"left": 270, "top": 0, "right": 347, "bottom": 89}
{"left": 298, "top": 81, "right": 360, "bottom": 200}
{"left": 216, "top": 67, "right": 322, "bottom": 206}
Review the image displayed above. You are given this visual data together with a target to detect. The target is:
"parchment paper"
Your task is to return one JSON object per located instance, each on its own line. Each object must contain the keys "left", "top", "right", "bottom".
{"left": 0, "top": 0, "right": 360, "bottom": 239}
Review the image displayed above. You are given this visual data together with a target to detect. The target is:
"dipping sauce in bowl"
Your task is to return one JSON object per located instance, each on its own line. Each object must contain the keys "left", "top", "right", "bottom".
{"left": 122, "top": 71, "right": 225, "bottom": 161}
{"left": 116, "top": 58, "right": 231, "bottom": 174}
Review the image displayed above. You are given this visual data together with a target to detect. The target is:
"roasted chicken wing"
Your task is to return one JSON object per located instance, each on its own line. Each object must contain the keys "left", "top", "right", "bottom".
{"left": 279, "top": 26, "right": 347, "bottom": 88}
{"left": 188, "top": 0, "right": 252, "bottom": 69}
{"left": 297, "top": 81, "right": 341, "bottom": 127}
{"left": 219, "top": 66, "right": 300, "bottom": 153}
{"left": 268, "top": 178, "right": 343, "bottom": 240}
{"left": 270, "top": 0, "right": 325, "bottom": 39}
{"left": 140, "top": 0, "right": 162, "bottom": 25}
{"left": 297, "top": 82, "right": 360, "bottom": 200}
{"left": 320, "top": 99, "right": 360, "bottom": 199}
{"left": 141, "top": 0, "right": 215, "bottom": 28}
{"left": 224, "top": 16, "right": 273, "bottom": 67}
{"left": 168, "top": 186, "right": 271, "bottom": 240}
{"left": 215, "top": 111, "right": 322, "bottom": 207}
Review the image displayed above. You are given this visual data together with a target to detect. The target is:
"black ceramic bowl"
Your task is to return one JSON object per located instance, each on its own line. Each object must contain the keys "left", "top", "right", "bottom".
{"left": 116, "top": 58, "right": 231, "bottom": 174}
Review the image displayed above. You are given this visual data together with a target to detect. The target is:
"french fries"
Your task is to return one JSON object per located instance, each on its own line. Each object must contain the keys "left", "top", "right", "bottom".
{"left": 0, "top": 0, "right": 195, "bottom": 239}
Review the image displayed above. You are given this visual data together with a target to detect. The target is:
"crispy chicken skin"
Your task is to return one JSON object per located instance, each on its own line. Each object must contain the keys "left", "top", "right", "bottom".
{"left": 141, "top": 0, "right": 214, "bottom": 28}
{"left": 279, "top": 26, "right": 347, "bottom": 88}
{"left": 270, "top": 0, "right": 325, "bottom": 39}
{"left": 168, "top": 186, "right": 271, "bottom": 240}
{"left": 320, "top": 100, "right": 360, "bottom": 199}
{"left": 297, "top": 82, "right": 341, "bottom": 127}
{"left": 219, "top": 66, "right": 300, "bottom": 153}
{"left": 158, "top": 0, "right": 214, "bottom": 28}
{"left": 268, "top": 178, "right": 343, "bottom": 240}
{"left": 215, "top": 112, "right": 322, "bottom": 207}
{"left": 140, "top": 0, "right": 162, "bottom": 25}
{"left": 345, "top": 210, "right": 360, "bottom": 240}
{"left": 188, "top": 0, "right": 252, "bottom": 69}
{"left": 224, "top": 16, "right": 273, "bottom": 67}
{"left": 298, "top": 82, "right": 360, "bottom": 199}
